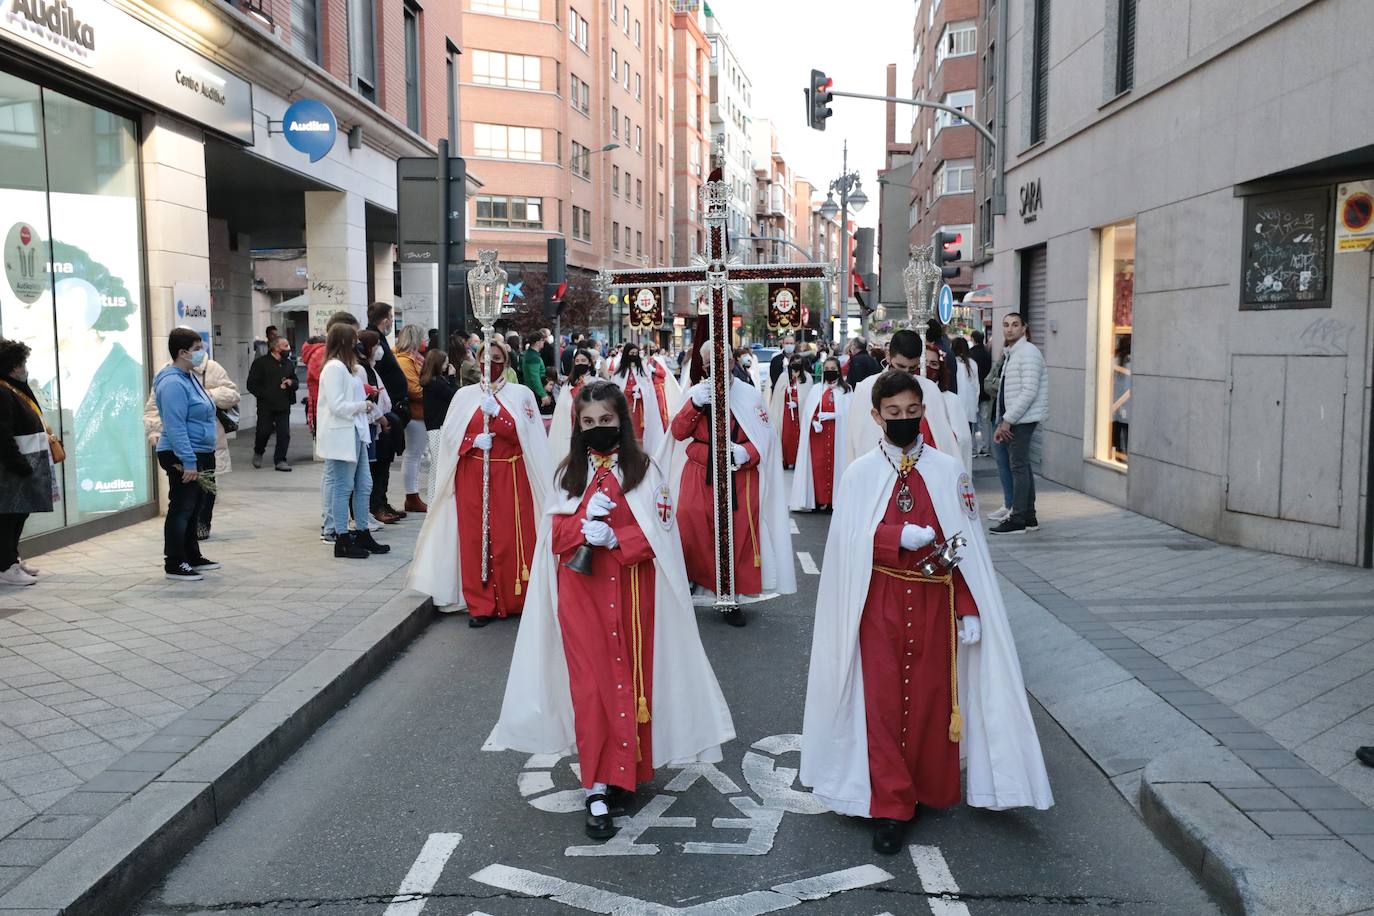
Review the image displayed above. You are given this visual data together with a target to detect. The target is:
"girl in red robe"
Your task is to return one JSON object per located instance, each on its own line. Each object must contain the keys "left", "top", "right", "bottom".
{"left": 808, "top": 357, "right": 848, "bottom": 510}
{"left": 779, "top": 361, "right": 806, "bottom": 469}
{"left": 549, "top": 381, "right": 659, "bottom": 839}
{"left": 613, "top": 343, "right": 648, "bottom": 441}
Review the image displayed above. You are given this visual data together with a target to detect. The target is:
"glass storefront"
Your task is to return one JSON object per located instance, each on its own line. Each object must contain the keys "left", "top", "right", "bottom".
{"left": 0, "top": 70, "right": 151, "bottom": 536}
{"left": 1094, "top": 221, "right": 1134, "bottom": 466}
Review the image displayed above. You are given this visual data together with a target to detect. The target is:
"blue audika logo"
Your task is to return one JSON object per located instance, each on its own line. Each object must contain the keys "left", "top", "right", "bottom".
{"left": 282, "top": 99, "right": 337, "bottom": 163}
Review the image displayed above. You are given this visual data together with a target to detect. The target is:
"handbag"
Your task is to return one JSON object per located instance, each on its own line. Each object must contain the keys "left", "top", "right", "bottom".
{"left": 216, "top": 406, "right": 240, "bottom": 433}
{"left": 0, "top": 380, "right": 63, "bottom": 463}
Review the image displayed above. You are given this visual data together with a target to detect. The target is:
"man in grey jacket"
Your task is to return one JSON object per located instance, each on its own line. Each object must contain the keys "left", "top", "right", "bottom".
{"left": 990, "top": 312, "right": 1048, "bottom": 534}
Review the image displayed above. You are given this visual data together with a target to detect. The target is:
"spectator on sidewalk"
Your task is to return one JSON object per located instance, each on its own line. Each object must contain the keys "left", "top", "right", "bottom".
{"left": 358, "top": 330, "right": 403, "bottom": 526}
{"left": 983, "top": 350, "right": 1014, "bottom": 521}
{"left": 990, "top": 312, "right": 1048, "bottom": 535}
{"left": 154, "top": 328, "right": 220, "bottom": 581}
{"left": 0, "top": 340, "right": 56, "bottom": 587}
{"left": 395, "top": 324, "right": 429, "bottom": 514}
{"left": 952, "top": 338, "right": 979, "bottom": 443}
{"left": 421, "top": 348, "right": 457, "bottom": 505}
{"left": 522, "top": 331, "right": 554, "bottom": 414}
{"left": 144, "top": 346, "right": 240, "bottom": 541}
{"left": 317, "top": 323, "right": 387, "bottom": 558}
{"left": 365, "top": 303, "right": 410, "bottom": 520}
{"left": 969, "top": 330, "right": 992, "bottom": 456}
{"left": 247, "top": 333, "right": 296, "bottom": 471}
{"left": 449, "top": 331, "right": 481, "bottom": 388}
{"left": 844, "top": 337, "right": 881, "bottom": 389}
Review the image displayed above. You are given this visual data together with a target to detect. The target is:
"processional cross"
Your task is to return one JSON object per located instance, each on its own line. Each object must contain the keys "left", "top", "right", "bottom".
{"left": 598, "top": 180, "right": 834, "bottom": 613}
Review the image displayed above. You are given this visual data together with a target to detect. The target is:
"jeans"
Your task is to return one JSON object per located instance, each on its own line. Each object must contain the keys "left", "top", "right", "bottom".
{"left": 991, "top": 438, "right": 1013, "bottom": 509}
{"left": 254, "top": 408, "right": 290, "bottom": 463}
{"left": 324, "top": 437, "right": 371, "bottom": 536}
{"left": 977, "top": 409, "right": 993, "bottom": 455}
{"left": 158, "top": 450, "right": 214, "bottom": 568}
{"left": 1007, "top": 421, "right": 1038, "bottom": 524}
{"left": 402, "top": 420, "right": 427, "bottom": 494}
{"left": 0, "top": 513, "right": 26, "bottom": 569}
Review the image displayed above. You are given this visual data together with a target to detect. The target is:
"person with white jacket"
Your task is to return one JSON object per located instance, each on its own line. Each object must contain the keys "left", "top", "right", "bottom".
{"left": 316, "top": 323, "right": 388, "bottom": 559}
{"left": 990, "top": 312, "right": 1048, "bottom": 535}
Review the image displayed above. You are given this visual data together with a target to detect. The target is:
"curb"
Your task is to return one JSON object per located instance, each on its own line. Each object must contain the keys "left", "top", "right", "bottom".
{"left": 0, "top": 591, "right": 435, "bottom": 916}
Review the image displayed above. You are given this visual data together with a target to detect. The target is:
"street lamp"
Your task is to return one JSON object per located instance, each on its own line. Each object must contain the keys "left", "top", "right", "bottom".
{"left": 819, "top": 194, "right": 839, "bottom": 220}
{"left": 847, "top": 185, "right": 869, "bottom": 213}
{"left": 824, "top": 140, "right": 868, "bottom": 340}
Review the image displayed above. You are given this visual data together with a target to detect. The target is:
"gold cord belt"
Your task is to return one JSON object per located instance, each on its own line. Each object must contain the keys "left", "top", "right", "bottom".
{"left": 629, "top": 563, "right": 651, "bottom": 760}
{"left": 872, "top": 566, "right": 963, "bottom": 743}
{"left": 744, "top": 471, "right": 760, "bottom": 567}
{"left": 483, "top": 453, "right": 528, "bottom": 594}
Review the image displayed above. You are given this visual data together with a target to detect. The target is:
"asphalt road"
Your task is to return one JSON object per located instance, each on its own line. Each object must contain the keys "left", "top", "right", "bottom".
{"left": 133, "top": 507, "right": 1220, "bottom": 916}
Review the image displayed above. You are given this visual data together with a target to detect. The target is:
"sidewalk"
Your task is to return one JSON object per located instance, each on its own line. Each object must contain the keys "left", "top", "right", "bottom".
{"left": 0, "top": 428, "right": 433, "bottom": 912}
{"left": 981, "top": 466, "right": 1374, "bottom": 915}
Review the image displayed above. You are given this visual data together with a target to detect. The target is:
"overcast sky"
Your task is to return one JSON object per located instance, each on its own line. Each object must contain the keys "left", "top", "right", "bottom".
{"left": 706, "top": 0, "right": 913, "bottom": 232}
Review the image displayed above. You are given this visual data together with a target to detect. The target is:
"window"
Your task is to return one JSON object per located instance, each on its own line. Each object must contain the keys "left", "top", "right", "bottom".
{"left": 936, "top": 90, "right": 975, "bottom": 132}
{"left": 570, "top": 74, "right": 590, "bottom": 113}
{"left": 473, "top": 124, "right": 543, "bottom": 160}
{"left": 635, "top": 73, "right": 641, "bottom": 99}
{"left": 937, "top": 158, "right": 974, "bottom": 195}
{"left": 624, "top": 224, "right": 631, "bottom": 250}
{"left": 636, "top": 230, "right": 643, "bottom": 256}
{"left": 634, "top": 19, "right": 641, "bottom": 46}
{"left": 611, "top": 106, "right": 620, "bottom": 136}
{"left": 658, "top": 240, "right": 664, "bottom": 261}
{"left": 658, "top": 191, "right": 664, "bottom": 214}
{"left": 624, "top": 62, "right": 631, "bottom": 89}
{"left": 473, "top": 50, "right": 541, "bottom": 89}
{"left": 1030, "top": 0, "right": 1050, "bottom": 143}
{"left": 624, "top": 115, "right": 631, "bottom": 139}
{"left": 634, "top": 125, "right": 642, "bottom": 151}
{"left": 1115, "top": 0, "right": 1136, "bottom": 94}
{"left": 348, "top": 0, "right": 377, "bottom": 101}
{"left": 613, "top": 221, "right": 620, "bottom": 250}
{"left": 612, "top": 165, "right": 621, "bottom": 195}
{"left": 446, "top": 42, "right": 459, "bottom": 149}
{"left": 1094, "top": 221, "right": 1134, "bottom": 465}
{"left": 289, "top": 0, "right": 320, "bottom": 63}
{"left": 572, "top": 206, "right": 592, "bottom": 241}
{"left": 611, "top": 49, "right": 618, "bottom": 79}
{"left": 568, "top": 8, "right": 589, "bottom": 49}
{"left": 937, "top": 20, "right": 976, "bottom": 66}
{"left": 403, "top": 2, "right": 421, "bottom": 131}
{"left": 476, "top": 195, "right": 543, "bottom": 228}
{"left": 571, "top": 141, "right": 591, "bottom": 178}
{"left": 657, "top": 143, "right": 664, "bottom": 165}
{"left": 636, "top": 178, "right": 642, "bottom": 204}
{"left": 623, "top": 5, "right": 629, "bottom": 32}
{"left": 471, "top": 0, "right": 539, "bottom": 18}
{"left": 609, "top": 2, "right": 615, "bottom": 22}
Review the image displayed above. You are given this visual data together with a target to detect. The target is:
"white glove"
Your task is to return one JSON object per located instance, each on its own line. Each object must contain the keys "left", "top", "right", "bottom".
{"left": 812, "top": 420, "right": 823, "bottom": 433}
{"left": 585, "top": 491, "right": 617, "bottom": 520}
{"left": 731, "top": 443, "right": 750, "bottom": 468}
{"left": 786, "top": 400, "right": 797, "bottom": 409}
{"left": 900, "top": 524, "right": 936, "bottom": 551}
{"left": 481, "top": 394, "right": 500, "bottom": 417}
{"left": 473, "top": 432, "right": 494, "bottom": 451}
{"left": 632, "top": 385, "right": 643, "bottom": 400}
{"left": 959, "top": 616, "right": 982, "bottom": 645}
{"left": 690, "top": 382, "right": 711, "bottom": 407}
{"left": 817, "top": 411, "right": 835, "bottom": 422}
{"left": 581, "top": 519, "right": 618, "bottom": 548}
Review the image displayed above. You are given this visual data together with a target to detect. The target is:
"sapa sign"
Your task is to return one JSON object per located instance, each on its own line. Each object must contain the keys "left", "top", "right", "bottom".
{"left": 4, "top": 0, "right": 98, "bottom": 66}
{"left": 282, "top": 98, "right": 337, "bottom": 163}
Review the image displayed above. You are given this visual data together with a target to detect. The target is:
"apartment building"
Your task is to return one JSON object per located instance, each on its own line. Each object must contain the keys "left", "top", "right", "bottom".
{"left": 751, "top": 120, "right": 795, "bottom": 263}
{"left": 669, "top": 3, "right": 711, "bottom": 313}
{"left": 908, "top": 0, "right": 980, "bottom": 296}
{"left": 703, "top": 5, "right": 754, "bottom": 246}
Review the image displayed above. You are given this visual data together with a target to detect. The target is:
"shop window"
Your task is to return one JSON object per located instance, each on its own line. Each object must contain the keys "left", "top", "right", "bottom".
{"left": 1094, "top": 221, "right": 1134, "bottom": 466}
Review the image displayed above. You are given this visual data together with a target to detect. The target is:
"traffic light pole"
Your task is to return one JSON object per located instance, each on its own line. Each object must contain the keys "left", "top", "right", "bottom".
{"left": 437, "top": 139, "right": 451, "bottom": 345}
{"left": 828, "top": 90, "right": 997, "bottom": 148}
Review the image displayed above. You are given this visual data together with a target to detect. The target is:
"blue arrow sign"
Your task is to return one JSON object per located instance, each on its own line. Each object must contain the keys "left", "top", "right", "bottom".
{"left": 938, "top": 284, "right": 954, "bottom": 324}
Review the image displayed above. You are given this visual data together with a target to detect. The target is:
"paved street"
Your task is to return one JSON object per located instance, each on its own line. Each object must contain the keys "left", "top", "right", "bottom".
{"left": 132, "top": 504, "right": 1220, "bottom": 916}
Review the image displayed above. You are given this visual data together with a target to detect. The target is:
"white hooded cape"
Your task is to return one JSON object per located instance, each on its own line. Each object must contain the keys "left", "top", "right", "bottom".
{"left": 651, "top": 355, "right": 684, "bottom": 416}
{"left": 611, "top": 367, "right": 668, "bottom": 456}
{"left": 484, "top": 459, "right": 736, "bottom": 765}
{"left": 767, "top": 374, "right": 813, "bottom": 438}
{"left": 789, "top": 382, "right": 849, "bottom": 512}
{"left": 407, "top": 382, "right": 554, "bottom": 608}
{"left": 844, "top": 374, "right": 967, "bottom": 469}
{"left": 656, "top": 376, "right": 797, "bottom": 601}
{"left": 547, "top": 384, "right": 578, "bottom": 470}
{"left": 800, "top": 441, "right": 1053, "bottom": 814}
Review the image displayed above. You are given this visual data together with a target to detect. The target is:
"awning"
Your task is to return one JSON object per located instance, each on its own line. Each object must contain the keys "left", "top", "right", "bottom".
{"left": 269, "top": 293, "right": 308, "bottom": 313}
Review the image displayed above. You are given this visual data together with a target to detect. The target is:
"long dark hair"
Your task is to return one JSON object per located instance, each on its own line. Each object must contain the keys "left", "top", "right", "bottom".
{"left": 821, "top": 356, "right": 850, "bottom": 392}
{"left": 952, "top": 336, "right": 973, "bottom": 372}
{"left": 557, "top": 381, "right": 650, "bottom": 499}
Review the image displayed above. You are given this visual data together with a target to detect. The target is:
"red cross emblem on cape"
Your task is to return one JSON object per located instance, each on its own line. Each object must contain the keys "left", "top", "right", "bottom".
{"left": 655, "top": 484, "right": 673, "bottom": 529}
{"left": 524, "top": 401, "right": 536, "bottom": 421}
{"left": 756, "top": 404, "right": 770, "bottom": 427}
{"left": 958, "top": 472, "right": 978, "bottom": 518}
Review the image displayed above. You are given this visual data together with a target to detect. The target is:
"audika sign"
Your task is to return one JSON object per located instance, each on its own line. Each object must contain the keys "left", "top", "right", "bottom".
{"left": 282, "top": 99, "right": 337, "bottom": 163}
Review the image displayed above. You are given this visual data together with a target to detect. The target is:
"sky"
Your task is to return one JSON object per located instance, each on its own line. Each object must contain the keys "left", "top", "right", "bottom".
{"left": 705, "top": 0, "right": 913, "bottom": 233}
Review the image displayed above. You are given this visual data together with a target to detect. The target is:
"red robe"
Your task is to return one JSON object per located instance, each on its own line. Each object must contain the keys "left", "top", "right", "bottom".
{"left": 780, "top": 382, "right": 802, "bottom": 468}
{"left": 621, "top": 373, "right": 646, "bottom": 441}
{"left": 454, "top": 402, "right": 537, "bottom": 619}
{"left": 809, "top": 387, "right": 838, "bottom": 505}
{"left": 650, "top": 362, "right": 670, "bottom": 431}
{"left": 670, "top": 400, "right": 763, "bottom": 596}
{"left": 860, "top": 468, "right": 978, "bottom": 819}
{"left": 551, "top": 464, "right": 656, "bottom": 790}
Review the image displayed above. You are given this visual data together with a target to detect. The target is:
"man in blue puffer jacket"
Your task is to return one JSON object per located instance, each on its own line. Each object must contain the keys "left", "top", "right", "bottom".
{"left": 154, "top": 327, "right": 220, "bottom": 581}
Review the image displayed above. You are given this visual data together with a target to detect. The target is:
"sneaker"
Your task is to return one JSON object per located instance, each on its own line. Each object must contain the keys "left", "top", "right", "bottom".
{"left": 1023, "top": 517, "right": 1040, "bottom": 532}
{"left": 987, "top": 506, "right": 1012, "bottom": 522}
{"left": 165, "top": 563, "right": 204, "bottom": 581}
{"left": 321, "top": 529, "right": 337, "bottom": 544}
{"left": 989, "top": 519, "right": 1027, "bottom": 535}
{"left": 252, "top": 453, "right": 263, "bottom": 469}
{"left": 189, "top": 557, "right": 221, "bottom": 571}
{"left": 0, "top": 564, "right": 36, "bottom": 586}
{"left": 16, "top": 558, "right": 38, "bottom": 576}
{"left": 368, "top": 517, "right": 384, "bottom": 532}
{"left": 274, "top": 461, "right": 292, "bottom": 472}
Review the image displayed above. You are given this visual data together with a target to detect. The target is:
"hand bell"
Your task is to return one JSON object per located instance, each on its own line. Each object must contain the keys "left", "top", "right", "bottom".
{"left": 563, "top": 542, "right": 596, "bottom": 576}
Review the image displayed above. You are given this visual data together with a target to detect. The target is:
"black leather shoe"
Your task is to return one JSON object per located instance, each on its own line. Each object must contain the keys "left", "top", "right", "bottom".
{"left": 1358, "top": 746, "right": 1374, "bottom": 768}
{"left": 356, "top": 530, "right": 391, "bottom": 554}
{"left": 469, "top": 615, "right": 491, "bottom": 629}
{"left": 606, "top": 785, "right": 635, "bottom": 815}
{"left": 722, "top": 607, "right": 747, "bottom": 628}
{"left": 872, "top": 817, "right": 908, "bottom": 855}
{"left": 585, "top": 794, "right": 617, "bottom": 840}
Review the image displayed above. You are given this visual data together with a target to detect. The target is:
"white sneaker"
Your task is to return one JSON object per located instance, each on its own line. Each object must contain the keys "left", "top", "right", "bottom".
{"left": 16, "top": 558, "right": 37, "bottom": 576}
{"left": 368, "top": 518, "right": 384, "bottom": 532}
{"left": 987, "top": 506, "right": 1012, "bottom": 522}
{"left": 0, "top": 564, "right": 37, "bottom": 586}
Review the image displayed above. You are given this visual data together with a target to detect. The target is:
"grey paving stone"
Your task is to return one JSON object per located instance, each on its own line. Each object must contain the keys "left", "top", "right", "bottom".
{"left": 1310, "top": 808, "right": 1374, "bottom": 835}
{"left": 38, "top": 792, "right": 126, "bottom": 817}
{"left": 1247, "top": 809, "right": 1332, "bottom": 836}
{"left": 1235, "top": 748, "right": 1307, "bottom": 769}
{"left": 104, "top": 752, "right": 181, "bottom": 774}
{"left": 77, "top": 770, "right": 156, "bottom": 794}
{"left": 0, "top": 838, "right": 66, "bottom": 866}
{"left": 8, "top": 815, "right": 96, "bottom": 840}
{"left": 1219, "top": 787, "right": 1299, "bottom": 811}
{"left": 1282, "top": 786, "right": 1368, "bottom": 810}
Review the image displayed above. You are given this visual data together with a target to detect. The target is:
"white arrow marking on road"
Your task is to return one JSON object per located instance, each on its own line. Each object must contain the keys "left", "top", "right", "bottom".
{"left": 797, "top": 552, "right": 819, "bottom": 575}
{"left": 789, "top": 519, "right": 800, "bottom": 535}
{"left": 383, "top": 832, "right": 463, "bottom": 916}
{"left": 470, "top": 862, "right": 894, "bottom": 914}
{"left": 909, "top": 845, "right": 970, "bottom": 916}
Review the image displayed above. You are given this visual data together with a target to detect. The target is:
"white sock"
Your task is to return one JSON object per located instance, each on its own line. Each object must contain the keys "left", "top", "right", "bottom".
{"left": 585, "top": 783, "right": 609, "bottom": 817}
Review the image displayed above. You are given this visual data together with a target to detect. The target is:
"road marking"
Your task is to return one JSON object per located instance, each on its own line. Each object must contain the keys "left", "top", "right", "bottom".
{"left": 909, "top": 845, "right": 970, "bottom": 916}
{"left": 790, "top": 519, "right": 800, "bottom": 535}
{"left": 383, "top": 832, "right": 463, "bottom": 916}
{"left": 470, "top": 862, "right": 894, "bottom": 914}
{"left": 797, "top": 552, "right": 819, "bottom": 575}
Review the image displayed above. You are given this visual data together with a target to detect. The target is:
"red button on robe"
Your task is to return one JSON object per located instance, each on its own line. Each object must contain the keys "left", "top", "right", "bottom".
{"left": 670, "top": 400, "right": 763, "bottom": 596}
{"left": 780, "top": 383, "right": 802, "bottom": 469}
{"left": 809, "top": 387, "right": 838, "bottom": 506}
{"left": 859, "top": 467, "right": 978, "bottom": 819}
{"left": 551, "top": 466, "right": 657, "bottom": 790}
{"left": 454, "top": 400, "right": 537, "bottom": 619}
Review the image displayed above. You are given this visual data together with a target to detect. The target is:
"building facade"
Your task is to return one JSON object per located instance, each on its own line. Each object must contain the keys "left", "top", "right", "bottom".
{"left": 669, "top": 3, "right": 710, "bottom": 313}
{"left": 703, "top": 5, "right": 753, "bottom": 246}
{"left": 982, "top": 0, "right": 1374, "bottom": 566}
{"left": 750, "top": 120, "right": 794, "bottom": 263}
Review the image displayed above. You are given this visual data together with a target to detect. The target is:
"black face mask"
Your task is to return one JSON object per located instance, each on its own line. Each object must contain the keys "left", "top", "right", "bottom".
{"left": 885, "top": 417, "right": 923, "bottom": 448}
{"left": 571, "top": 364, "right": 590, "bottom": 381}
{"left": 625, "top": 354, "right": 641, "bottom": 369}
{"left": 822, "top": 370, "right": 840, "bottom": 383}
{"left": 582, "top": 425, "right": 621, "bottom": 453}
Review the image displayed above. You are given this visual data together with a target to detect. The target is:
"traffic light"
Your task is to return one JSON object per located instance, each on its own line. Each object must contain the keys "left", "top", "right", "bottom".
{"left": 806, "top": 69, "right": 833, "bottom": 131}
{"left": 543, "top": 237, "right": 567, "bottom": 319}
{"left": 933, "top": 230, "right": 963, "bottom": 280}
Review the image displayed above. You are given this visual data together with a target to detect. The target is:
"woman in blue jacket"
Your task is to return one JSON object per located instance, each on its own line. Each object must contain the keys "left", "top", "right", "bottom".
{"left": 154, "top": 328, "right": 219, "bottom": 581}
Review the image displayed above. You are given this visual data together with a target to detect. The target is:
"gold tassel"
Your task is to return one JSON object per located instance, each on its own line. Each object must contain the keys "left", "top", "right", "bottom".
{"left": 637, "top": 695, "right": 651, "bottom": 724}
{"left": 514, "top": 579, "right": 522, "bottom": 596}
{"left": 948, "top": 705, "right": 963, "bottom": 743}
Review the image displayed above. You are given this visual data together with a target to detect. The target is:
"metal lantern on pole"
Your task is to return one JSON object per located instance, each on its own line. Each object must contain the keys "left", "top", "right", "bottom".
{"left": 903, "top": 243, "right": 938, "bottom": 326}
{"left": 466, "top": 249, "right": 507, "bottom": 585}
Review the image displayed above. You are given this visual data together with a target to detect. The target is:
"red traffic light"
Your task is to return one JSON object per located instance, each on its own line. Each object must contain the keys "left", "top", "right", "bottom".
{"left": 553, "top": 282, "right": 568, "bottom": 302}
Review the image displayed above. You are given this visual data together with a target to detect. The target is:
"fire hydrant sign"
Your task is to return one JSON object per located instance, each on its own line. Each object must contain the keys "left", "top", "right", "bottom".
{"left": 1336, "top": 182, "right": 1374, "bottom": 252}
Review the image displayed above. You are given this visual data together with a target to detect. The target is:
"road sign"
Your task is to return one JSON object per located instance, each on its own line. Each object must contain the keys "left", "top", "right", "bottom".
{"left": 396, "top": 156, "right": 466, "bottom": 264}
{"left": 1337, "top": 181, "right": 1374, "bottom": 252}
{"left": 938, "top": 284, "right": 954, "bottom": 324}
